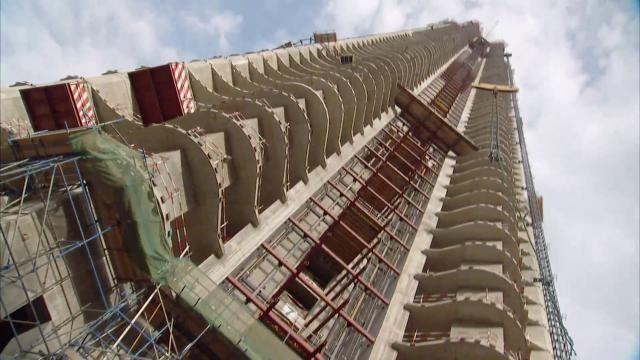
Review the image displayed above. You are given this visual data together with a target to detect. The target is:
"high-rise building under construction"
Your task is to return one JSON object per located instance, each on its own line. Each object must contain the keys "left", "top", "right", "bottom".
{"left": 0, "top": 20, "right": 574, "bottom": 359}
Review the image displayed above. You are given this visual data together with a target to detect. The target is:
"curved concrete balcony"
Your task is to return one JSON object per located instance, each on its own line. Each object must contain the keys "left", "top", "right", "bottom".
{"left": 462, "top": 111, "right": 513, "bottom": 125}
{"left": 243, "top": 58, "right": 331, "bottom": 170}
{"left": 349, "top": 39, "right": 402, "bottom": 75}
{"left": 465, "top": 117, "right": 514, "bottom": 133}
{"left": 464, "top": 121, "right": 515, "bottom": 139}
{"left": 464, "top": 125, "right": 517, "bottom": 144}
{"left": 470, "top": 141, "right": 516, "bottom": 159}
{"left": 465, "top": 119, "right": 515, "bottom": 136}
{"left": 190, "top": 92, "right": 288, "bottom": 209}
{"left": 165, "top": 112, "right": 262, "bottom": 234}
{"left": 354, "top": 41, "right": 408, "bottom": 84}
{"left": 450, "top": 165, "right": 514, "bottom": 187}
{"left": 205, "top": 58, "right": 311, "bottom": 187}
{"left": 387, "top": 43, "right": 429, "bottom": 88}
{"left": 299, "top": 53, "right": 368, "bottom": 136}
{"left": 469, "top": 133, "right": 515, "bottom": 151}
{"left": 454, "top": 156, "right": 514, "bottom": 176}
{"left": 471, "top": 139, "right": 516, "bottom": 157}
{"left": 393, "top": 333, "right": 520, "bottom": 360}
{"left": 423, "top": 241, "right": 523, "bottom": 285}
{"left": 260, "top": 55, "right": 345, "bottom": 158}
{"left": 283, "top": 54, "right": 358, "bottom": 146}
{"left": 465, "top": 134, "right": 514, "bottom": 151}
{"left": 415, "top": 267, "right": 526, "bottom": 319}
{"left": 454, "top": 152, "right": 515, "bottom": 174}
{"left": 436, "top": 204, "right": 519, "bottom": 236}
{"left": 441, "top": 190, "right": 517, "bottom": 216}
{"left": 347, "top": 36, "right": 427, "bottom": 90}
{"left": 468, "top": 120, "right": 514, "bottom": 141}
{"left": 115, "top": 110, "right": 262, "bottom": 262}
{"left": 386, "top": 37, "right": 431, "bottom": 84}
{"left": 464, "top": 128, "right": 515, "bottom": 145}
{"left": 311, "top": 50, "right": 378, "bottom": 119}
{"left": 340, "top": 48, "right": 392, "bottom": 114}
{"left": 404, "top": 297, "right": 527, "bottom": 354}
{"left": 360, "top": 40, "right": 419, "bottom": 87}
{"left": 445, "top": 177, "right": 514, "bottom": 199}
{"left": 338, "top": 37, "right": 425, "bottom": 108}
{"left": 431, "top": 222, "right": 520, "bottom": 261}
{"left": 455, "top": 148, "right": 493, "bottom": 163}
{"left": 349, "top": 47, "right": 399, "bottom": 110}
{"left": 228, "top": 63, "right": 313, "bottom": 184}
{"left": 473, "top": 140, "right": 516, "bottom": 154}
{"left": 464, "top": 122, "right": 514, "bottom": 139}
{"left": 354, "top": 57, "right": 402, "bottom": 106}
{"left": 315, "top": 52, "right": 380, "bottom": 127}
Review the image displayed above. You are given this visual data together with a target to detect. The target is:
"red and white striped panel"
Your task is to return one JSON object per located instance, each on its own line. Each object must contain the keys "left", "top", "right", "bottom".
{"left": 170, "top": 62, "right": 196, "bottom": 115}
{"left": 70, "top": 81, "right": 97, "bottom": 127}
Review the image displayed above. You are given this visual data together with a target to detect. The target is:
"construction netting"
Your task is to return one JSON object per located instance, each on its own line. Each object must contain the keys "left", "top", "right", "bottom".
{"left": 69, "top": 128, "right": 298, "bottom": 360}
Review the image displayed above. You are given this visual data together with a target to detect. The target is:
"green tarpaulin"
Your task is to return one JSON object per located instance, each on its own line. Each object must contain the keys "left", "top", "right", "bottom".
{"left": 70, "top": 128, "right": 299, "bottom": 360}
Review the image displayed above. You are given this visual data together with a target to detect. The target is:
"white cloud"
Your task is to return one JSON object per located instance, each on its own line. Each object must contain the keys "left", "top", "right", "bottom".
{"left": 317, "top": 1, "right": 639, "bottom": 359}
{"left": 0, "top": 0, "right": 243, "bottom": 86}
{"left": 185, "top": 10, "right": 243, "bottom": 52}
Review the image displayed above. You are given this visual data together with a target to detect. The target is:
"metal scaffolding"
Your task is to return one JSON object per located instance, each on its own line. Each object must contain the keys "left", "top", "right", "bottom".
{"left": 0, "top": 152, "right": 207, "bottom": 359}
{"left": 225, "top": 115, "right": 446, "bottom": 358}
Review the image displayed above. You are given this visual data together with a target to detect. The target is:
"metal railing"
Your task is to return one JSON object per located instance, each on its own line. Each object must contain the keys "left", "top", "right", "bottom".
{"left": 413, "top": 292, "right": 456, "bottom": 303}
{"left": 401, "top": 331, "right": 522, "bottom": 359}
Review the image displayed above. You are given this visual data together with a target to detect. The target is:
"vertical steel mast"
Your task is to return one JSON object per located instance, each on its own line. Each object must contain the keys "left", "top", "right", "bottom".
{"left": 505, "top": 53, "right": 576, "bottom": 359}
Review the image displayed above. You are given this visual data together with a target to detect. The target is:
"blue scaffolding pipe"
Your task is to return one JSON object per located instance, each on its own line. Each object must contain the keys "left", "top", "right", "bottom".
{"left": 0, "top": 155, "right": 171, "bottom": 358}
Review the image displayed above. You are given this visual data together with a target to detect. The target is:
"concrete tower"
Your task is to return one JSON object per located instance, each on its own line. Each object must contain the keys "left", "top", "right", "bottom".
{"left": 0, "top": 20, "right": 573, "bottom": 359}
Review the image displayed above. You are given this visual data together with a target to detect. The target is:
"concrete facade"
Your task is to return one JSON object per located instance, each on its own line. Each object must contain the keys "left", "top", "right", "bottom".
{"left": 0, "top": 20, "right": 569, "bottom": 359}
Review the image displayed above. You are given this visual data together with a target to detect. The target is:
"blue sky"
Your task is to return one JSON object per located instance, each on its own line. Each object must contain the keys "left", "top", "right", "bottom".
{"left": 1, "top": 1, "right": 639, "bottom": 359}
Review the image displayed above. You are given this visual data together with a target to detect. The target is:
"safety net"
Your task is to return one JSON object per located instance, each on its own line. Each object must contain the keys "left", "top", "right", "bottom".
{"left": 69, "top": 128, "right": 299, "bottom": 360}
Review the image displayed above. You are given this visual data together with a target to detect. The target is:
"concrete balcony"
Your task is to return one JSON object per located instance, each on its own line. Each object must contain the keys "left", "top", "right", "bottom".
{"left": 441, "top": 190, "right": 516, "bottom": 216}
{"left": 393, "top": 330, "right": 523, "bottom": 360}
{"left": 469, "top": 142, "right": 516, "bottom": 159}
{"left": 114, "top": 110, "right": 263, "bottom": 261}
{"left": 455, "top": 148, "right": 492, "bottom": 163}
{"left": 471, "top": 143, "right": 516, "bottom": 161}
{"left": 464, "top": 123, "right": 514, "bottom": 140}
{"left": 450, "top": 165, "right": 513, "bottom": 185}
{"left": 430, "top": 221, "right": 520, "bottom": 259}
{"left": 445, "top": 177, "right": 514, "bottom": 200}
{"left": 414, "top": 266, "right": 525, "bottom": 318}
{"left": 423, "top": 241, "right": 523, "bottom": 286}
{"left": 464, "top": 125, "right": 514, "bottom": 141}
{"left": 436, "top": 204, "right": 519, "bottom": 237}
{"left": 467, "top": 131, "right": 516, "bottom": 150}
{"left": 465, "top": 117, "right": 515, "bottom": 132}
{"left": 454, "top": 155, "right": 516, "bottom": 178}
{"left": 454, "top": 157, "right": 514, "bottom": 177}
{"left": 465, "top": 114, "right": 514, "bottom": 127}
{"left": 403, "top": 296, "right": 527, "bottom": 354}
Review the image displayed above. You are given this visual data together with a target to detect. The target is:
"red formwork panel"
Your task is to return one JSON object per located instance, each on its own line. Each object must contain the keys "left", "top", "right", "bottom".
{"left": 20, "top": 81, "right": 97, "bottom": 132}
{"left": 128, "top": 63, "right": 195, "bottom": 126}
